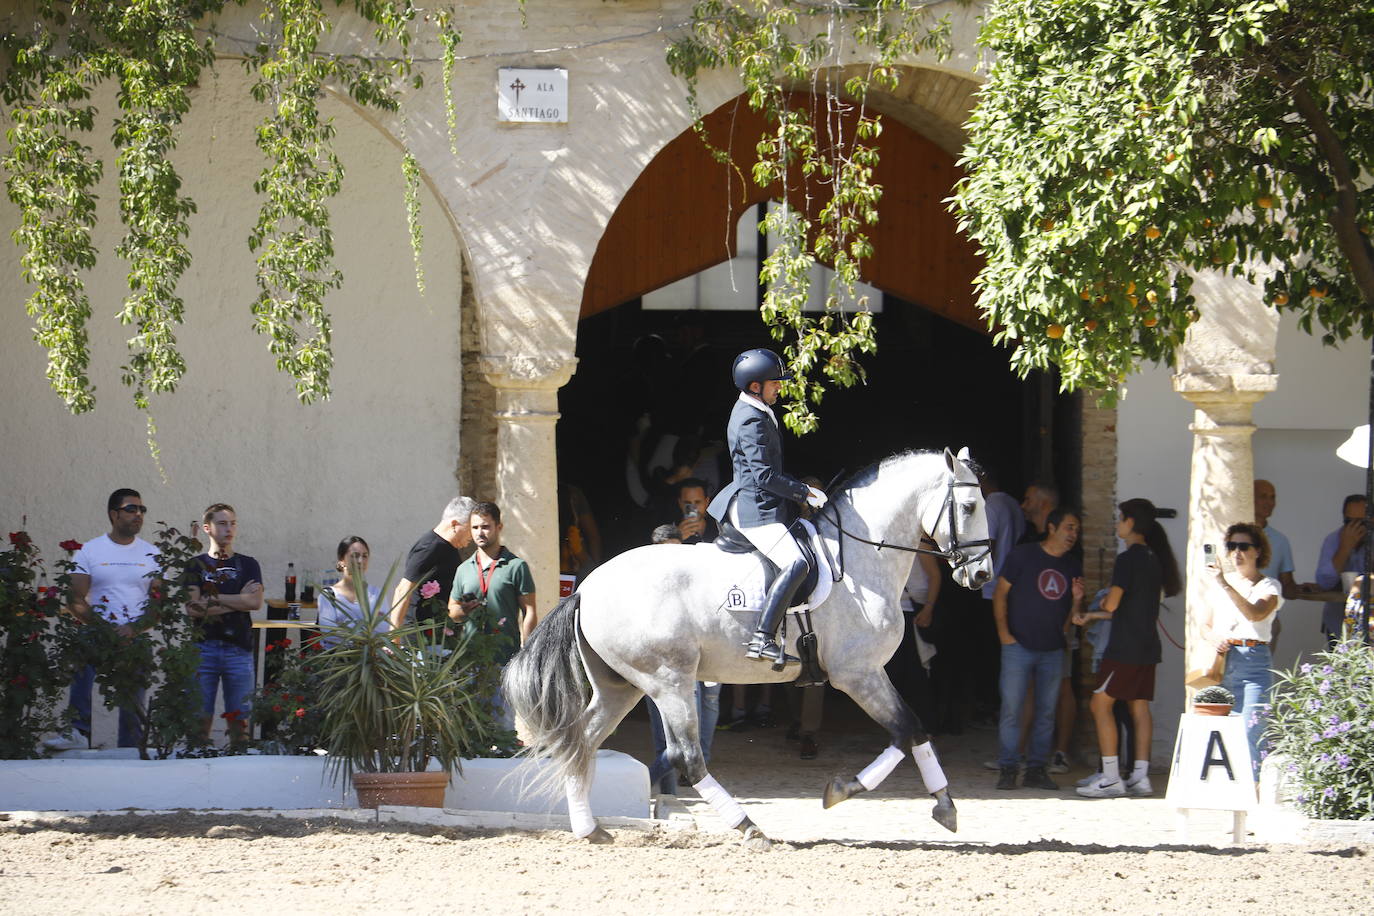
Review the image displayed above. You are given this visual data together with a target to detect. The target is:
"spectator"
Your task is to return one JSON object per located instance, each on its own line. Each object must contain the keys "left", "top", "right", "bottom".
{"left": 671, "top": 477, "right": 718, "bottom": 545}
{"left": 1074, "top": 498, "right": 1181, "bottom": 798}
{"left": 1314, "top": 494, "right": 1369, "bottom": 646}
{"left": 186, "top": 503, "right": 264, "bottom": 748}
{"left": 980, "top": 468, "right": 1027, "bottom": 590}
{"left": 44, "top": 488, "right": 162, "bottom": 750}
{"left": 1020, "top": 482, "right": 1059, "bottom": 542}
{"left": 560, "top": 484, "right": 604, "bottom": 579}
{"left": 389, "top": 496, "right": 475, "bottom": 632}
{"left": 1254, "top": 480, "right": 1297, "bottom": 597}
{"left": 991, "top": 508, "right": 1085, "bottom": 791}
{"left": 1202, "top": 522, "right": 1282, "bottom": 777}
{"left": 448, "top": 502, "right": 537, "bottom": 729}
{"left": 317, "top": 537, "right": 386, "bottom": 647}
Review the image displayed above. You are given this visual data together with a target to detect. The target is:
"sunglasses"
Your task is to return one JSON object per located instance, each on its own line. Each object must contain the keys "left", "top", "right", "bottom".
{"left": 1224, "top": 541, "right": 1255, "bottom": 552}
{"left": 117, "top": 505, "right": 149, "bottom": 515}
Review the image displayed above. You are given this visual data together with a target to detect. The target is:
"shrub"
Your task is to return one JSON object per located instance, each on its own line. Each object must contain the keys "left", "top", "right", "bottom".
{"left": 0, "top": 531, "right": 65, "bottom": 757}
{"left": 1267, "top": 641, "right": 1374, "bottom": 821}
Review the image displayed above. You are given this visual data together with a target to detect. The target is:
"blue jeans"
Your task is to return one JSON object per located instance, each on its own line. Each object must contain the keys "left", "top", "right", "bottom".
{"left": 1221, "top": 644, "right": 1272, "bottom": 778}
{"left": 998, "top": 642, "right": 1060, "bottom": 768}
{"left": 196, "top": 641, "right": 255, "bottom": 721}
{"left": 68, "top": 664, "right": 145, "bottom": 748}
{"left": 648, "top": 682, "right": 720, "bottom": 793}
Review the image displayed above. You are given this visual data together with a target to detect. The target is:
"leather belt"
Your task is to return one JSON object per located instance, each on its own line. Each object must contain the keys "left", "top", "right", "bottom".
{"left": 1224, "top": 638, "right": 1267, "bottom": 648}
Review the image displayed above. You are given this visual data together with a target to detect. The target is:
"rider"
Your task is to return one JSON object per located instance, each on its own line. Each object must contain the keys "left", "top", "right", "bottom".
{"left": 707, "top": 349, "right": 828, "bottom": 666}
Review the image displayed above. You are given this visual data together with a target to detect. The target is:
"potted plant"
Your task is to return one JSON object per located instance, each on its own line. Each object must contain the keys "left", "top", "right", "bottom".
{"left": 313, "top": 563, "right": 509, "bottom": 808}
{"left": 1192, "top": 685, "right": 1235, "bottom": 716}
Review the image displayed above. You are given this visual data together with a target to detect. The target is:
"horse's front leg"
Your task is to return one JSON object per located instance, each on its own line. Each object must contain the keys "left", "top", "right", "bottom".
{"left": 826, "top": 669, "right": 957, "bottom": 833}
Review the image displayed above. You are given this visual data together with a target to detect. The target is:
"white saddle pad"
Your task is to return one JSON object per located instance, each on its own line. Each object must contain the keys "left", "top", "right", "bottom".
{"left": 708, "top": 519, "right": 834, "bottom": 615}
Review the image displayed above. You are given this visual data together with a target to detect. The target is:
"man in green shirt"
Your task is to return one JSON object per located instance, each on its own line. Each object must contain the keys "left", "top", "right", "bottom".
{"left": 448, "top": 502, "right": 537, "bottom": 728}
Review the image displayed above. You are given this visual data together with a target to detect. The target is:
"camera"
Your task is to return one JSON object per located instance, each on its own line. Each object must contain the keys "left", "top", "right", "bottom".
{"left": 458, "top": 592, "right": 485, "bottom": 608}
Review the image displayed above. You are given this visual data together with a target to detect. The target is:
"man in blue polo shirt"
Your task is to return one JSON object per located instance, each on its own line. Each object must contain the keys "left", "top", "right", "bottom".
{"left": 448, "top": 502, "right": 537, "bottom": 729}
{"left": 991, "top": 507, "right": 1084, "bottom": 791}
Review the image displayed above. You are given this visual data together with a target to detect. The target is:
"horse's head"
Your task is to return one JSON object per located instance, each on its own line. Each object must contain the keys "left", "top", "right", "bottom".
{"left": 919, "top": 446, "right": 994, "bottom": 590}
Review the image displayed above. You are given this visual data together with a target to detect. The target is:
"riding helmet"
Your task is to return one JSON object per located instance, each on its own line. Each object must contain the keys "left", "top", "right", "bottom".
{"left": 732, "top": 348, "right": 792, "bottom": 392}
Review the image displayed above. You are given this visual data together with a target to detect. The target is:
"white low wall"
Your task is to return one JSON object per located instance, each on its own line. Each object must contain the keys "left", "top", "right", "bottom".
{"left": 0, "top": 751, "right": 649, "bottom": 818}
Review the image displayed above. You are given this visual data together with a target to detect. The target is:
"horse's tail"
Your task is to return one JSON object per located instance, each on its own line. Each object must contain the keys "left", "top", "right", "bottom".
{"left": 502, "top": 592, "right": 594, "bottom": 797}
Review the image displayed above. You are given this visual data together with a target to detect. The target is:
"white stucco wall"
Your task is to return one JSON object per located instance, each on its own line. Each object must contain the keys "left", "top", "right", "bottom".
{"left": 1117, "top": 312, "right": 1369, "bottom": 758}
{"left": 0, "top": 68, "right": 465, "bottom": 599}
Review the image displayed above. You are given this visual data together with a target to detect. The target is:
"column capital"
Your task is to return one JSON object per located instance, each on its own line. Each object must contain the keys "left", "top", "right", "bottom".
{"left": 480, "top": 355, "right": 577, "bottom": 392}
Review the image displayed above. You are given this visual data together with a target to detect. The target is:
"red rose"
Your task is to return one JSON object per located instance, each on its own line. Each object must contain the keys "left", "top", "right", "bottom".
{"left": 294, "top": 708, "right": 306, "bottom": 718}
{"left": 9, "top": 531, "right": 31, "bottom": 548}
{"left": 264, "top": 643, "right": 275, "bottom": 653}
{"left": 59, "top": 539, "right": 83, "bottom": 552}
{"left": 272, "top": 705, "right": 282, "bottom": 713}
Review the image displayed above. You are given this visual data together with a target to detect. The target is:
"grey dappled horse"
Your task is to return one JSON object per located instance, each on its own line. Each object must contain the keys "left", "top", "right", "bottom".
{"left": 504, "top": 448, "right": 993, "bottom": 849}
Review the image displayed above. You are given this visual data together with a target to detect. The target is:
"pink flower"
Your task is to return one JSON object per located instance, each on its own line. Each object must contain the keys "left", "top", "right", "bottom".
{"left": 443, "top": 628, "right": 455, "bottom": 638}
{"left": 419, "top": 580, "right": 441, "bottom": 600}
{"left": 497, "top": 617, "right": 507, "bottom": 628}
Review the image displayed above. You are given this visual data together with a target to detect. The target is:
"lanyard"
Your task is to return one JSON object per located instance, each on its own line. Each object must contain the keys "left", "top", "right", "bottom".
{"left": 477, "top": 554, "right": 498, "bottom": 596}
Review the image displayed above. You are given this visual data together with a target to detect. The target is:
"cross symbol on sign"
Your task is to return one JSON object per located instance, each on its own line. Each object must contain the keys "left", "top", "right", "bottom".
{"left": 509, "top": 78, "right": 526, "bottom": 106}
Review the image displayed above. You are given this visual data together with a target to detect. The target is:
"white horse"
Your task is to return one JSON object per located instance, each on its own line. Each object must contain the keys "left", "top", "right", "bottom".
{"left": 504, "top": 448, "right": 993, "bottom": 849}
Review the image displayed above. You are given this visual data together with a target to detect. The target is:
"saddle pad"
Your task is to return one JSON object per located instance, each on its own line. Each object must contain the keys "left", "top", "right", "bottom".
{"left": 711, "top": 519, "right": 833, "bottom": 615}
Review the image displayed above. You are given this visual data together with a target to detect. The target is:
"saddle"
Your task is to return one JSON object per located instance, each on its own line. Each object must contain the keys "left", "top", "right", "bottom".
{"left": 714, "top": 518, "right": 820, "bottom": 606}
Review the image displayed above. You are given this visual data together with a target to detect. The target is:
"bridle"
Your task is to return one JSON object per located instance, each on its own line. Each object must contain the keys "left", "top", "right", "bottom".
{"left": 822, "top": 470, "right": 993, "bottom": 577}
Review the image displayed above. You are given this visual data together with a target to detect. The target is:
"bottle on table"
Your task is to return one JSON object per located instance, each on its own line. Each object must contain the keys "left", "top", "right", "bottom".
{"left": 285, "top": 562, "right": 297, "bottom": 602}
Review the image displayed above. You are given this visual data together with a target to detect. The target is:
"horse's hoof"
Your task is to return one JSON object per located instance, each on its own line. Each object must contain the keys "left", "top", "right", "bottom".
{"left": 583, "top": 826, "right": 614, "bottom": 845}
{"left": 822, "top": 776, "right": 865, "bottom": 809}
{"left": 741, "top": 823, "right": 772, "bottom": 852}
{"left": 931, "top": 792, "right": 958, "bottom": 833}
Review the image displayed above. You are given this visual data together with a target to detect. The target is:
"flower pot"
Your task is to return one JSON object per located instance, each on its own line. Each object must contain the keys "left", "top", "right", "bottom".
{"left": 352, "top": 770, "right": 450, "bottom": 808}
{"left": 1193, "top": 703, "right": 1232, "bottom": 716}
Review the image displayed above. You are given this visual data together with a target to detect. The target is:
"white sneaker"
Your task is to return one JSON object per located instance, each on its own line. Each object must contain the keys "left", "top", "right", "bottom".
{"left": 1126, "top": 774, "right": 1153, "bottom": 796}
{"left": 1076, "top": 770, "right": 1102, "bottom": 787}
{"left": 42, "top": 730, "right": 88, "bottom": 751}
{"left": 1076, "top": 774, "right": 1126, "bottom": 798}
{"left": 1048, "top": 751, "right": 1071, "bottom": 774}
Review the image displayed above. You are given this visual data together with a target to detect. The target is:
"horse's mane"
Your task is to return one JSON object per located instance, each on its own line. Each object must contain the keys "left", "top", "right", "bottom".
{"left": 837, "top": 449, "right": 942, "bottom": 494}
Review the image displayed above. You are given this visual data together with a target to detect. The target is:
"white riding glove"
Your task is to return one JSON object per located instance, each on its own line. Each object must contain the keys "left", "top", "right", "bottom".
{"left": 806, "top": 486, "right": 828, "bottom": 509}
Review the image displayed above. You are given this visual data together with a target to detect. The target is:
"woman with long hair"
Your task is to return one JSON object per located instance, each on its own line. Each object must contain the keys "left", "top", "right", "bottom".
{"left": 1203, "top": 522, "right": 1282, "bottom": 777}
{"left": 1073, "top": 498, "right": 1181, "bottom": 798}
{"left": 316, "top": 536, "right": 387, "bottom": 647}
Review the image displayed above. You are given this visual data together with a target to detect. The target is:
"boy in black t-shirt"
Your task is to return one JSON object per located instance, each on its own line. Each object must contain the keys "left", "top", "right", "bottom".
{"left": 187, "top": 503, "right": 264, "bottom": 747}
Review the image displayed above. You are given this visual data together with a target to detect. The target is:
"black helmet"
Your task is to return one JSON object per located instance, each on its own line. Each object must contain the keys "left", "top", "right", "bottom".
{"left": 732, "top": 349, "right": 792, "bottom": 393}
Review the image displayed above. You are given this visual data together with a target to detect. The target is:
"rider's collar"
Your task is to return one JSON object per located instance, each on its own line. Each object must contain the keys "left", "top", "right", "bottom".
{"left": 737, "top": 390, "right": 778, "bottom": 426}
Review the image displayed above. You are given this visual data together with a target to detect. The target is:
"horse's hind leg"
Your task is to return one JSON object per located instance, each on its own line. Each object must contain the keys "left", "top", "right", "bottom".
{"left": 566, "top": 677, "right": 643, "bottom": 844}
{"left": 827, "top": 669, "right": 957, "bottom": 833}
{"left": 651, "top": 684, "right": 772, "bottom": 852}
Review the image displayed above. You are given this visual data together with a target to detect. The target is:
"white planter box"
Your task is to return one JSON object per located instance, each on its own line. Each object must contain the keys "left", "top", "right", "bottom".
{"left": 0, "top": 750, "right": 648, "bottom": 818}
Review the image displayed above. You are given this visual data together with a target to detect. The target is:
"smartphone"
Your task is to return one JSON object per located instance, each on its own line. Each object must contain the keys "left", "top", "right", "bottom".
{"left": 684, "top": 504, "right": 700, "bottom": 519}
{"left": 1203, "top": 543, "right": 1217, "bottom": 567}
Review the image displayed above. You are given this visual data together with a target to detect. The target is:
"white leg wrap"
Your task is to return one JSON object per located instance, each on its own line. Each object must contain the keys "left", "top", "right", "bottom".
{"left": 912, "top": 741, "right": 948, "bottom": 795}
{"left": 857, "top": 745, "right": 906, "bottom": 791}
{"left": 566, "top": 775, "right": 597, "bottom": 838}
{"left": 693, "top": 774, "right": 748, "bottom": 829}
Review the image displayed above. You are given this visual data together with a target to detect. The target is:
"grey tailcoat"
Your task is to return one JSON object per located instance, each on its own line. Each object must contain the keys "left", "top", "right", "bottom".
{"left": 707, "top": 397, "right": 810, "bottom": 527}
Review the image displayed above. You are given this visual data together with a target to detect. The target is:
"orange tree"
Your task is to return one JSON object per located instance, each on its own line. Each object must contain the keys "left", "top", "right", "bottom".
{"left": 952, "top": 0, "right": 1374, "bottom": 397}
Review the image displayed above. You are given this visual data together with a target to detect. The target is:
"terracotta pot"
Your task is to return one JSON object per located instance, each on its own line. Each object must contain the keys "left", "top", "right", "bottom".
{"left": 1193, "top": 703, "right": 1233, "bottom": 717}
{"left": 352, "top": 770, "right": 450, "bottom": 808}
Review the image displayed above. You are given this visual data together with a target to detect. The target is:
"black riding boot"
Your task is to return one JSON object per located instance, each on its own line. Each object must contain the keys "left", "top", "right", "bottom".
{"left": 745, "top": 559, "right": 807, "bottom": 667}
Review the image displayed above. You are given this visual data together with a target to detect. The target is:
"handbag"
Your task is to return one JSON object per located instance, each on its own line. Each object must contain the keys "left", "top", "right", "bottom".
{"left": 1185, "top": 647, "right": 1226, "bottom": 689}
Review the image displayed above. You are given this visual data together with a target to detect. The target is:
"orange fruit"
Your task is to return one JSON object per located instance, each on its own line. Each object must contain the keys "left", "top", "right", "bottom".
{"left": 1126, "top": 294, "right": 1138, "bottom": 308}
{"left": 1083, "top": 319, "right": 1098, "bottom": 331}
{"left": 1046, "top": 324, "right": 1065, "bottom": 339}
{"left": 1080, "top": 288, "right": 1092, "bottom": 301}
{"left": 1273, "top": 292, "right": 1289, "bottom": 305}
{"left": 1145, "top": 226, "right": 1161, "bottom": 240}
{"left": 1257, "top": 196, "right": 1273, "bottom": 209}
{"left": 1146, "top": 290, "right": 1158, "bottom": 304}
{"left": 1040, "top": 218, "right": 1055, "bottom": 231}
{"left": 1143, "top": 316, "right": 1158, "bottom": 327}
{"left": 1310, "top": 287, "right": 1328, "bottom": 299}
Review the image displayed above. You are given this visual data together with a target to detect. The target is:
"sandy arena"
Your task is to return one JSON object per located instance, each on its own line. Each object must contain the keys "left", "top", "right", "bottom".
{"left": 3, "top": 705, "right": 1368, "bottom": 914}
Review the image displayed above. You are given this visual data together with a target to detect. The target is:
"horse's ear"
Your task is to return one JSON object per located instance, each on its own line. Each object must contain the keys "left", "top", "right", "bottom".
{"left": 943, "top": 447, "right": 957, "bottom": 473}
{"left": 956, "top": 446, "right": 972, "bottom": 463}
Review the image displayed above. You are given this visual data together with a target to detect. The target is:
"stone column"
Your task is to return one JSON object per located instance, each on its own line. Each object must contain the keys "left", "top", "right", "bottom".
{"left": 480, "top": 355, "right": 577, "bottom": 620}
{"left": 1173, "top": 374, "right": 1278, "bottom": 685}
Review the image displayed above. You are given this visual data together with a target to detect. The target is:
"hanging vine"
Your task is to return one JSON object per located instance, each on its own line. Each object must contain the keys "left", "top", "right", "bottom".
{"left": 669, "top": 0, "right": 952, "bottom": 433}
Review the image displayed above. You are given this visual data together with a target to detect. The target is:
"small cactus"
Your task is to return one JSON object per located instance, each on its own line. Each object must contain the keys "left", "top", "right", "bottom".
{"left": 1194, "top": 686, "right": 1234, "bottom": 706}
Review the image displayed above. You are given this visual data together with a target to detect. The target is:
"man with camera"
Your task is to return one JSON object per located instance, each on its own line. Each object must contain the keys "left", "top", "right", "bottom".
{"left": 448, "top": 502, "right": 537, "bottom": 729}
{"left": 672, "top": 477, "right": 717, "bottom": 545}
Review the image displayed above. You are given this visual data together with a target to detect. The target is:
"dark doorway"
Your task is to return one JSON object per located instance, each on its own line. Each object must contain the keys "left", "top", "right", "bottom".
{"left": 555, "top": 297, "right": 1080, "bottom": 562}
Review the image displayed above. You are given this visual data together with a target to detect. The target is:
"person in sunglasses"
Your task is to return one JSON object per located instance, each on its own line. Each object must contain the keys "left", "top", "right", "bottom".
{"left": 43, "top": 488, "right": 163, "bottom": 751}
{"left": 1202, "top": 522, "right": 1283, "bottom": 777}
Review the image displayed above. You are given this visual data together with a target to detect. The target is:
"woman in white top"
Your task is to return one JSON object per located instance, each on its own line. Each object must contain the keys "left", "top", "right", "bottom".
{"left": 1202, "top": 522, "right": 1283, "bottom": 776}
{"left": 316, "top": 536, "right": 387, "bottom": 648}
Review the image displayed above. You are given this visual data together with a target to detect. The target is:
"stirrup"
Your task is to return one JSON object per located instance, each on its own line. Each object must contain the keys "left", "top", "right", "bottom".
{"left": 745, "top": 634, "right": 799, "bottom": 669}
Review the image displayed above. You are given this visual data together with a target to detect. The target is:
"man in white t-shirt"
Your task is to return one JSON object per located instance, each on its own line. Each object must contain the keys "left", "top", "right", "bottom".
{"left": 44, "top": 488, "right": 162, "bottom": 751}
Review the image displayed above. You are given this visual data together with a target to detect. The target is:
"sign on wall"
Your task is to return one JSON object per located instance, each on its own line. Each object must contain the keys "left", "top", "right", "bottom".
{"left": 497, "top": 68, "right": 568, "bottom": 123}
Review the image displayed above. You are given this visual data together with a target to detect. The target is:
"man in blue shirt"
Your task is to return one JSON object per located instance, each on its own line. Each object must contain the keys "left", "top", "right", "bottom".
{"left": 1314, "top": 494, "right": 1368, "bottom": 644}
{"left": 991, "top": 508, "right": 1084, "bottom": 791}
